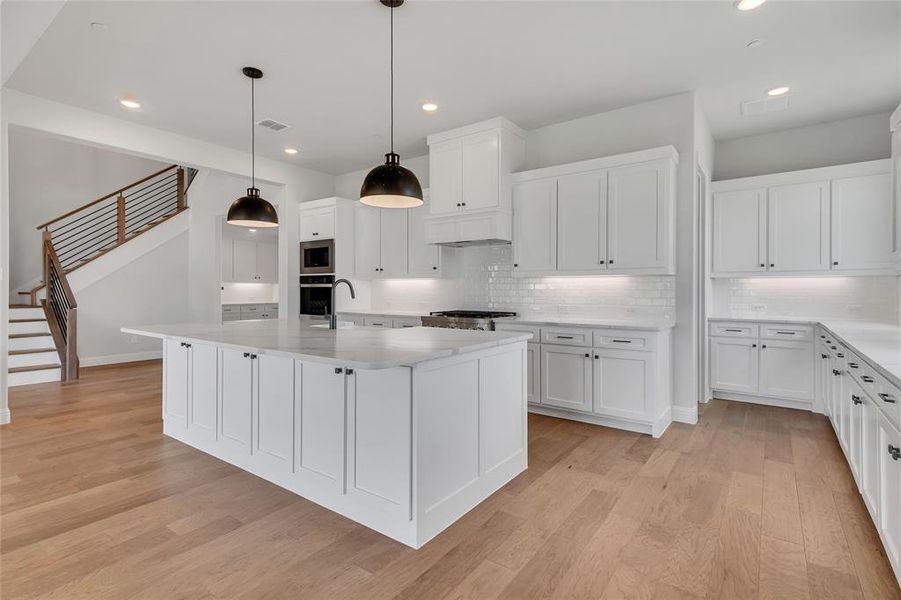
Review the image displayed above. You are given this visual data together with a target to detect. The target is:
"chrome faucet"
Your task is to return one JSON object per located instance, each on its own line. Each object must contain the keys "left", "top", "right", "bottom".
{"left": 329, "top": 279, "right": 355, "bottom": 329}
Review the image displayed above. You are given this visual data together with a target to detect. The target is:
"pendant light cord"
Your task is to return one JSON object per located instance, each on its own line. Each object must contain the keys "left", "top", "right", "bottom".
{"left": 390, "top": 4, "right": 394, "bottom": 154}
{"left": 251, "top": 76, "right": 256, "bottom": 189}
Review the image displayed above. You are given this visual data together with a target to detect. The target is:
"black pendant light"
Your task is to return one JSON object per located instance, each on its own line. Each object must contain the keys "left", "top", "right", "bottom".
{"left": 360, "top": 0, "right": 423, "bottom": 209}
{"left": 227, "top": 67, "right": 279, "bottom": 228}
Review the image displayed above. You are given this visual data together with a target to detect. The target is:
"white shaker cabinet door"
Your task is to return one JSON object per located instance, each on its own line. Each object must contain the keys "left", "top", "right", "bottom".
{"left": 354, "top": 205, "right": 381, "bottom": 277}
{"left": 861, "top": 391, "right": 881, "bottom": 522}
{"left": 877, "top": 414, "right": 901, "bottom": 579}
{"left": 540, "top": 345, "right": 592, "bottom": 412}
{"left": 254, "top": 354, "right": 295, "bottom": 473}
{"left": 408, "top": 199, "right": 440, "bottom": 276}
{"left": 219, "top": 348, "right": 253, "bottom": 456}
{"left": 527, "top": 343, "right": 540, "bottom": 405}
{"left": 710, "top": 337, "right": 759, "bottom": 394}
{"left": 232, "top": 239, "right": 258, "bottom": 282}
{"left": 767, "top": 181, "right": 830, "bottom": 272}
{"left": 255, "top": 242, "right": 278, "bottom": 283}
{"left": 379, "top": 208, "right": 409, "bottom": 278}
{"left": 461, "top": 130, "right": 500, "bottom": 211}
{"left": 711, "top": 188, "right": 767, "bottom": 273}
{"left": 189, "top": 342, "right": 218, "bottom": 443}
{"left": 163, "top": 339, "right": 189, "bottom": 430}
{"left": 831, "top": 173, "right": 894, "bottom": 270}
{"left": 297, "top": 361, "right": 346, "bottom": 486}
{"left": 592, "top": 349, "right": 652, "bottom": 422}
{"left": 300, "top": 206, "right": 334, "bottom": 241}
{"left": 557, "top": 171, "right": 607, "bottom": 272}
{"left": 512, "top": 179, "right": 557, "bottom": 273}
{"left": 758, "top": 340, "right": 814, "bottom": 401}
{"left": 606, "top": 161, "right": 669, "bottom": 271}
{"left": 429, "top": 140, "right": 463, "bottom": 215}
{"left": 220, "top": 239, "right": 235, "bottom": 282}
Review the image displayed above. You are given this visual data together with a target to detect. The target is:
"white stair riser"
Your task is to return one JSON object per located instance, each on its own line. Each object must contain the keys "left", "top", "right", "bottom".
{"left": 9, "top": 368, "right": 61, "bottom": 387}
{"left": 9, "top": 321, "right": 50, "bottom": 335}
{"left": 9, "top": 351, "right": 60, "bottom": 369}
{"left": 9, "top": 335, "right": 55, "bottom": 351}
{"left": 9, "top": 307, "right": 44, "bottom": 319}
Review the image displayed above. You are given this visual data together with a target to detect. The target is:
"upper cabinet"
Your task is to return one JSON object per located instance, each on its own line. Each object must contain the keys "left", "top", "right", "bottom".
{"left": 710, "top": 160, "right": 895, "bottom": 276}
{"left": 298, "top": 197, "right": 356, "bottom": 278}
{"left": 425, "top": 118, "right": 526, "bottom": 245}
{"left": 299, "top": 205, "right": 335, "bottom": 241}
{"left": 510, "top": 146, "right": 677, "bottom": 277}
{"left": 226, "top": 239, "right": 278, "bottom": 283}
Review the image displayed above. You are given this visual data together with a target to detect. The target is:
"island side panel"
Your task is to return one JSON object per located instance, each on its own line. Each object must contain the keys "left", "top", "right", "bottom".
{"left": 413, "top": 341, "right": 528, "bottom": 547}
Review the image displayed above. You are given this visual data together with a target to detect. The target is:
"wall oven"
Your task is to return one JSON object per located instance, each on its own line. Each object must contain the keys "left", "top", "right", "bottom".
{"left": 300, "top": 239, "right": 334, "bottom": 274}
{"left": 299, "top": 274, "right": 334, "bottom": 317}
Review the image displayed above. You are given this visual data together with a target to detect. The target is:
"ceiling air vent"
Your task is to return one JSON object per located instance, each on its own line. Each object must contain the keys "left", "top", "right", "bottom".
{"left": 741, "top": 95, "right": 790, "bottom": 116}
{"left": 256, "top": 118, "right": 291, "bottom": 132}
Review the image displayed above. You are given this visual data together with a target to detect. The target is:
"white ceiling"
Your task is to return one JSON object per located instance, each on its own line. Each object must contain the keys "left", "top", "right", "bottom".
{"left": 5, "top": 1, "right": 900, "bottom": 175}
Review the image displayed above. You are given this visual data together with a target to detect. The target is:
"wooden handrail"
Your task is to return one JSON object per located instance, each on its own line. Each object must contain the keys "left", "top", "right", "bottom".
{"left": 45, "top": 238, "right": 77, "bottom": 309}
{"left": 42, "top": 236, "right": 79, "bottom": 381}
{"left": 35, "top": 164, "right": 178, "bottom": 230}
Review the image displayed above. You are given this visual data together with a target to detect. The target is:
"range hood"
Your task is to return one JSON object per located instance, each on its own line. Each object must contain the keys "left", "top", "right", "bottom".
{"left": 424, "top": 210, "right": 512, "bottom": 247}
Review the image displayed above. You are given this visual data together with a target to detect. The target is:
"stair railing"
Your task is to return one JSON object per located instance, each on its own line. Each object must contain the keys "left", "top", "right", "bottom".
{"left": 42, "top": 232, "right": 78, "bottom": 381}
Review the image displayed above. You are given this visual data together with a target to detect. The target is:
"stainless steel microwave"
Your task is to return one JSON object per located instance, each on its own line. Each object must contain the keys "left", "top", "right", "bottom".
{"left": 300, "top": 239, "right": 334, "bottom": 274}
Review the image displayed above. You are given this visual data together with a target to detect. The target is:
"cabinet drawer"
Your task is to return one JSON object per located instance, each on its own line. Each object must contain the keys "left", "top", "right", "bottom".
{"left": 222, "top": 313, "right": 241, "bottom": 322}
{"left": 392, "top": 317, "right": 422, "bottom": 328}
{"left": 761, "top": 324, "right": 813, "bottom": 342}
{"left": 494, "top": 323, "right": 541, "bottom": 342}
{"left": 710, "top": 322, "right": 759, "bottom": 338}
{"left": 593, "top": 330, "right": 654, "bottom": 351}
{"left": 874, "top": 371, "right": 900, "bottom": 428}
{"left": 240, "top": 304, "right": 262, "bottom": 315}
{"left": 264, "top": 303, "right": 279, "bottom": 311}
{"left": 542, "top": 327, "right": 592, "bottom": 346}
{"left": 363, "top": 316, "right": 391, "bottom": 328}
{"left": 222, "top": 305, "right": 239, "bottom": 315}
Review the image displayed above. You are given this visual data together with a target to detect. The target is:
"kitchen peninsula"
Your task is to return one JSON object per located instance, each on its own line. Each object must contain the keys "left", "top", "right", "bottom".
{"left": 122, "top": 318, "right": 530, "bottom": 548}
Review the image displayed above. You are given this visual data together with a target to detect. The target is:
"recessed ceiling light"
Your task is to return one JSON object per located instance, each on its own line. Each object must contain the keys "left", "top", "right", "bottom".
{"left": 421, "top": 103, "right": 438, "bottom": 113}
{"left": 767, "top": 86, "right": 790, "bottom": 96}
{"left": 284, "top": 147, "right": 299, "bottom": 155}
{"left": 735, "top": 0, "right": 767, "bottom": 10}
{"left": 119, "top": 98, "right": 141, "bottom": 109}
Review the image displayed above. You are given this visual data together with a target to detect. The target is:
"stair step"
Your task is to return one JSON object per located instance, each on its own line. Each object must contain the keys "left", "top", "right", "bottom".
{"left": 10, "top": 304, "right": 39, "bottom": 308}
{"left": 9, "top": 334, "right": 55, "bottom": 351}
{"left": 10, "top": 320, "right": 51, "bottom": 335}
{"left": 10, "top": 318, "right": 47, "bottom": 323}
{"left": 9, "top": 366, "right": 61, "bottom": 387}
{"left": 9, "top": 350, "right": 60, "bottom": 369}
{"left": 9, "top": 306, "right": 45, "bottom": 319}
{"left": 9, "top": 347, "right": 56, "bottom": 355}
{"left": 9, "top": 363, "right": 60, "bottom": 374}
{"left": 9, "top": 332, "right": 52, "bottom": 339}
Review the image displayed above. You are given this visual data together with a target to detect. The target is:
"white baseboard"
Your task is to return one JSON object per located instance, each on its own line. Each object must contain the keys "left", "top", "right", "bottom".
{"left": 527, "top": 404, "right": 669, "bottom": 438}
{"left": 80, "top": 350, "right": 162, "bottom": 367}
{"left": 713, "top": 390, "right": 812, "bottom": 411}
{"left": 0, "top": 407, "right": 10, "bottom": 425}
{"left": 672, "top": 405, "right": 698, "bottom": 425}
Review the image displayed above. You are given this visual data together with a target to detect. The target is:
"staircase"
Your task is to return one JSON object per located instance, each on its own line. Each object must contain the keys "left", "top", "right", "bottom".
{"left": 7, "top": 164, "right": 197, "bottom": 387}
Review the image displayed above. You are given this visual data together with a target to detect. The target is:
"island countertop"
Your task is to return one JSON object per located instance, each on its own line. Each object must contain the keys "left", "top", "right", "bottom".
{"left": 122, "top": 317, "right": 532, "bottom": 369}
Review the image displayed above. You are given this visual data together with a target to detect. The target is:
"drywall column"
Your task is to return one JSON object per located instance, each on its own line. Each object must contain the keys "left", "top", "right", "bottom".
{"left": 1, "top": 88, "right": 10, "bottom": 424}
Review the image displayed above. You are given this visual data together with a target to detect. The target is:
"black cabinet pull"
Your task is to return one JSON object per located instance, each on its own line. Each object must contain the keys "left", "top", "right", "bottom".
{"left": 888, "top": 445, "right": 901, "bottom": 461}
{"left": 769, "top": 263, "right": 774, "bottom": 267}
{"left": 250, "top": 354, "right": 257, "bottom": 360}
{"left": 759, "top": 263, "right": 765, "bottom": 267}
{"left": 556, "top": 335, "right": 574, "bottom": 340}
{"left": 761, "top": 344, "right": 767, "bottom": 349}
{"left": 775, "top": 331, "right": 796, "bottom": 335}
{"left": 335, "top": 367, "right": 343, "bottom": 374}
{"left": 832, "top": 369, "right": 840, "bottom": 376}
{"left": 821, "top": 354, "right": 828, "bottom": 359}
{"left": 879, "top": 393, "right": 896, "bottom": 404}
{"left": 861, "top": 376, "right": 874, "bottom": 383}
{"left": 432, "top": 266, "right": 437, "bottom": 270}
{"left": 599, "top": 260, "right": 606, "bottom": 264}
{"left": 836, "top": 353, "right": 844, "bottom": 358}
{"left": 833, "top": 261, "right": 838, "bottom": 266}
{"left": 752, "top": 344, "right": 757, "bottom": 348}
{"left": 724, "top": 329, "right": 743, "bottom": 332}
{"left": 612, "top": 339, "right": 631, "bottom": 344}
{"left": 848, "top": 362, "right": 858, "bottom": 369}
{"left": 243, "top": 352, "right": 251, "bottom": 358}
{"left": 852, "top": 395, "right": 862, "bottom": 405}
{"left": 584, "top": 353, "right": 590, "bottom": 358}
{"left": 455, "top": 203, "right": 461, "bottom": 207}
{"left": 594, "top": 355, "right": 599, "bottom": 359}
{"left": 461, "top": 202, "right": 466, "bottom": 207}
{"left": 513, "top": 263, "right": 518, "bottom": 267}
{"left": 608, "top": 259, "right": 614, "bottom": 265}
{"left": 346, "top": 368, "right": 354, "bottom": 375}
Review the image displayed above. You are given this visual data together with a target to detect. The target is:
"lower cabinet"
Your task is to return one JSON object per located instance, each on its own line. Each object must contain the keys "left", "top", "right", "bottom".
{"left": 540, "top": 345, "right": 592, "bottom": 412}
{"left": 878, "top": 410, "right": 901, "bottom": 581}
{"left": 861, "top": 389, "right": 881, "bottom": 520}
{"left": 526, "top": 342, "right": 539, "bottom": 405}
{"left": 592, "top": 349, "right": 653, "bottom": 422}
{"left": 758, "top": 340, "right": 814, "bottom": 400}
{"left": 710, "top": 337, "right": 759, "bottom": 394}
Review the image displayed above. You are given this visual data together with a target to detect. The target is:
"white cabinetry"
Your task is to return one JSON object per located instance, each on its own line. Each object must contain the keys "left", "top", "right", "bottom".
{"left": 354, "top": 206, "right": 408, "bottom": 278}
{"left": 710, "top": 337, "right": 759, "bottom": 394}
{"left": 540, "top": 345, "right": 593, "bottom": 412}
{"left": 510, "top": 147, "right": 677, "bottom": 277}
{"left": 408, "top": 197, "right": 440, "bottom": 276}
{"left": 299, "top": 205, "right": 335, "bottom": 241}
{"left": 710, "top": 160, "right": 894, "bottom": 276}
{"left": 593, "top": 349, "right": 653, "bottom": 422}
{"left": 229, "top": 239, "right": 278, "bottom": 283}
{"left": 758, "top": 340, "right": 815, "bottom": 400}
{"left": 878, "top": 413, "right": 901, "bottom": 580}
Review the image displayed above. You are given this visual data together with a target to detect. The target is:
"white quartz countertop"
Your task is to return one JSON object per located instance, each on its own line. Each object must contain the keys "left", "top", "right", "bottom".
{"left": 709, "top": 316, "right": 901, "bottom": 388}
{"left": 122, "top": 317, "right": 531, "bottom": 369}
{"left": 337, "top": 309, "right": 430, "bottom": 318}
{"left": 495, "top": 315, "right": 675, "bottom": 330}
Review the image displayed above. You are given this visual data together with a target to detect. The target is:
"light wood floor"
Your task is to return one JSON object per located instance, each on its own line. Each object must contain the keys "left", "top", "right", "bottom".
{"left": 2, "top": 360, "right": 899, "bottom": 599}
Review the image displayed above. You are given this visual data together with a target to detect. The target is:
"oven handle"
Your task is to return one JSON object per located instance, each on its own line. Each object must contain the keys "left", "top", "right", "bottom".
{"left": 300, "top": 283, "right": 333, "bottom": 288}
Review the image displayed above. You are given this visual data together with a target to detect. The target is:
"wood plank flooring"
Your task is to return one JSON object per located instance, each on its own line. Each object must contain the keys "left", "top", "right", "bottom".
{"left": 2, "top": 360, "right": 899, "bottom": 599}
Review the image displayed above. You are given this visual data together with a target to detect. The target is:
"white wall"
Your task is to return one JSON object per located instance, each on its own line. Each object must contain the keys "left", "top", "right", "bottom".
{"left": 714, "top": 112, "right": 892, "bottom": 181}
{"left": 8, "top": 126, "right": 168, "bottom": 292}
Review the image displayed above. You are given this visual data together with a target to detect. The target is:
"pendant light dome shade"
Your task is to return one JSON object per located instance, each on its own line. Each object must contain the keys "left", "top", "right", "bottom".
{"left": 226, "top": 66, "right": 279, "bottom": 228}
{"left": 360, "top": 152, "right": 423, "bottom": 208}
{"left": 360, "top": 0, "right": 423, "bottom": 209}
{"left": 227, "top": 187, "right": 279, "bottom": 228}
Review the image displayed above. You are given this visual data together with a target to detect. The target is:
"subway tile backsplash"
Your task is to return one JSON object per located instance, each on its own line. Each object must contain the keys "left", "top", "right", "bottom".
{"left": 712, "top": 276, "right": 899, "bottom": 323}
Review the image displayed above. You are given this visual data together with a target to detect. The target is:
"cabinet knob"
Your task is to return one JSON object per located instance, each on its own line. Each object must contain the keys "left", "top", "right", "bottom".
{"left": 761, "top": 344, "right": 767, "bottom": 349}
{"left": 594, "top": 354, "right": 599, "bottom": 359}
{"left": 759, "top": 263, "right": 765, "bottom": 267}
{"left": 833, "top": 261, "right": 838, "bottom": 266}
{"left": 335, "top": 367, "right": 343, "bottom": 374}
{"left": 461, "top": 202, "right": 466, "bottom": 207}
{"left": 889, "top": 445, "right": 901, "bottom": 461}
{"left": 879, "top": 393, "right": 897, "bottom": 404}
{"left": 456, "top": 203, "right": 461, "bottom": 207}
{"left": 836, "top": 353, "right": 844, "bottom": 358}
{"left": 432, "top": 266, "right": 437, "bottom": 270}
{"left": 769, "top": 264, "right": 774, "bottom": 267}
{"left": 848, "top": 363, "right": 858, "bottom": 368}
{"left": 243, "top": 352, "right": 251, "bottom": 358}
{"left": 852, "top": 395, "right": 862, "bottom": 405}
{"left": 584, "top": 353, "right": 590, "bottom": 358}
{"left": 513, "top": 263, "right": 518, "bottom": 268}
{"left": 599, "top": 260, "right": 605, "bottom": 264}
{"left": 608, "top": 260, "right": 614, "bottom": 265}
{"left": 832, "top": 369, "right": 840, "bottom": 376}
{"left": 752, "top": 344, "right": 757, "bottom": 348}
{"left": 821, "top": 354, "right": 828, "bottom": 359}
{"left": 346, "top": 368, "right": 354, "bottom": 375}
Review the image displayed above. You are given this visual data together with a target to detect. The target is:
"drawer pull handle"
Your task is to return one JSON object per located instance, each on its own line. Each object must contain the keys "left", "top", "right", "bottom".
{"left": 879, "top": 393, "right": 897, "bottom": 404}
{"left": 821, "top": 354, "right": 828, "bottom": 359}
{"left": 556, "top": 335, "right": 574, "bottom": 340}
{"left": 889, "top": 445, "right": 901, "bottom": 461}
{"left": 832, "top": 369, "right": 840, "bottom": 376}
{"left": 724, "top": 329, "right": 743, "bottom": 332}
{"left": 775, "top": 331, "right": 796, "bottom": 335}
{"left": 848, "top": 362, "right": 859, "bottom": 369}
{"left": 584, "top": 353, "right": 590, "bottom": 358}
{"left": 852, "top": 395, "right": 862, "bottom": 405}
{"left": 752, "top": 344, "right": 757, "bottom": 348}
{"left": 612, "top": 339, "right": 632, "bottom": 344}
{"left": 335, "top": 367, "right": 343, "bottom": 374}
{"left": 243, "top": 352, "right": 250, "bottom": 358}
{"left": 837, "top": 353, "right": 844, "bottom": 358}
{"left": 861, "top": 376, "right": 875, "bottom": 383}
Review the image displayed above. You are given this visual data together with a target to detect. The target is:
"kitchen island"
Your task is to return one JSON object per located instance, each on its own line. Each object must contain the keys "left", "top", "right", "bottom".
{"left": 122, "top": 318, "right": 530, "bottom": 548}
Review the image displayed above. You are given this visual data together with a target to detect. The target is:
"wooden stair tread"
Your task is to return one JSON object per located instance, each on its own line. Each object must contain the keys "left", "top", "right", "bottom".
{"left": 9, "top": 333, "right": 53, "bottom": 339}
{"left": 9, "top": 363, "right": 60, "bottom": 374}
{"left": 10, "top": 318, "right": 47, "bottom": 323}
{"left": 9, "top": 348, "right": 57, "bottom": 356}
{"left": 10, "top": 304, "right": 40, "bottom": 308}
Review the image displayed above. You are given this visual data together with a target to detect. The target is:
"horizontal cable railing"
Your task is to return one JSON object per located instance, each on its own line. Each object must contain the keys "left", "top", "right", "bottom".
{"left": 36, "top": 165, "right": 196, "bottom": 274}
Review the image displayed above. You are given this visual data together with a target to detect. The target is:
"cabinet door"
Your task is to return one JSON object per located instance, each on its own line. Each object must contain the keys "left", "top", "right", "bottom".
{"left": 429, "top": 140, "right": 463, "bottom": 215}
{"left": 557, "top": 171, "right": 607, "bottom": 271}
{"left": 606, "top": 161, "right": 669, "bottom": 271}
{"left": 189, "top": 343, "right": 218, "bottom": 442}
{"left": 220, "top": 348, "right": 253, "bottom": 455}
{"left": 861, "top": 390, "right": 881, "bottom": 521}
{"left": 712, "top": 189, "right": 766, "bottom": 273}
{"left": 379, "top": 208, "right": 408, "bottom": 277}
{"left": 298, "top": 361, "right": 346, "bottom": 485}
{"left": 408, "top": 198, "right": 440, "bottom": 276}
{"left": 254, "top": 354, "right": 295, "bottom": 473}
{"left": 759, "top": 341, "right": 814, "bottom": 401}
{"left": 462, "top": 131, "right": 499, "bottom": 211}
{"left": 512, "top": 179, "right": 557, "bottom": 273}
{"left": 354, "top": 205, "right": 381, "bottom": 277}
{"left": 313, "top": 207, "right": 335, "bottom": 240}
{"left": 527, "top": 343, "right": 540, "bottom": 404}
{"left": 847, "top": 378, "right": 865, "bottom": 482}
{"left": 592, "top": 349, "right": 652, "bottom": 422}
{"left": 877, "top": 414, "right": 901, "bottom": 577}
{"left": 710, "top": 337, "right": 759, "bottom": 394}
{"left": 541, "top": 345, "right": 592, "bottom": 412}
{"left": 255, "top": 242, "right": 278, "bottom": 283}
{"left": 831, "top": 173, "right": 893, "bottom": 270}
{"left": 164, "top": 339, "right": 189, "bottom": 430}
{"left": 767, "top": 181, "right": 830, "bottom": 272}
{"left": 232, "top": 240, "right": 258, "bottom": 282}
{"left": 299, "top": 208, "right": 317, "bottom": 241}
{"left": 221, "top": 239, "right": 235, "bottom": 282}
